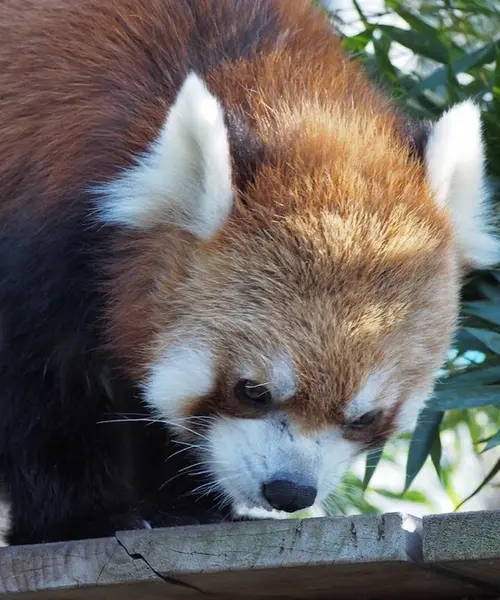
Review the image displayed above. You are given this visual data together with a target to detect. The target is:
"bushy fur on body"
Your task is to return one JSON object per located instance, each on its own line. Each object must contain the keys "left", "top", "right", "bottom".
{"left": 0, "top": 0, "right": 497, "bottom": 545}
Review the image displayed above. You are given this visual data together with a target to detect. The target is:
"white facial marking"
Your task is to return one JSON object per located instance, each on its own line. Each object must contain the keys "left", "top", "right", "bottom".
{"left": 96, "top": 72, "right": 233, "bottom": 240}
{"left": 144, "top": 343, "right": 215, "bottom": 420}
{"left": 425, "top": 100, "right": 500, "bottom": 268}
{"left": 206, "top": 415, "right": 358, "bottom": 512}
{"left": 396, "top": 391, "right": 429, "bottom": 433}
{"left": 344, "top": 370, "right": 392, "bottom": 421}
{"left": 270, "top": 353, "right": 297, "bottom": 400}
{"left": 237, "top": 350, "right": 297, "bottom": 402}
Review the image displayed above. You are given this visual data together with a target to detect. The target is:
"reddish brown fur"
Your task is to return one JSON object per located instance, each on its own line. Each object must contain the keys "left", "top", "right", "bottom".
{"left": 0, "top": 0, "right": 460, "bottom": 444}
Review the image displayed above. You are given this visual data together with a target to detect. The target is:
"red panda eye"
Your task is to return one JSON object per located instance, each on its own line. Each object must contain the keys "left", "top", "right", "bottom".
{"left": 234, "top": 379, "right": 273, "bottom": 407}
{"left": 348, "top": 409, "right": 383, "bottom": 430}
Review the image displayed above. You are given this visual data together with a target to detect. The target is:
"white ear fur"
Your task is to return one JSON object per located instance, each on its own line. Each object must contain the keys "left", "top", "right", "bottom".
{"left": 424, "top": 100, "right": 499, "bottom": 269}
{"left": 97, "top": 72, "right": 233, "bottom": 239}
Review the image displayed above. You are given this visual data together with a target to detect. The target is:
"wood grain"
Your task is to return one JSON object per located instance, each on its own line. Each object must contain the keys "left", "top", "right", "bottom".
{"left": 0, "top": 512, "right": 497, "bottom": 598}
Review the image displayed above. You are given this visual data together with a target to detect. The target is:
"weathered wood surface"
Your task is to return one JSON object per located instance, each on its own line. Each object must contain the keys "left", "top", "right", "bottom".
{"left": 0, "top": 511, "right": 498, "bottom": 598}
{"left": 423, "top": 510, "right": 500, "bottom": 590}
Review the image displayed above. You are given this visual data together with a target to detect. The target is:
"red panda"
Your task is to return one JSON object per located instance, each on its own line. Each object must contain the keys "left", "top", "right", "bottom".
{"left": 0, "top": 0, "right": 497, "bottom": 545}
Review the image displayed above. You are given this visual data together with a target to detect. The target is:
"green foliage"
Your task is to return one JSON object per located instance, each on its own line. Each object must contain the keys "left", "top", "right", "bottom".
{"left": 328, "top": 0, "right": 500, "bottom": 514}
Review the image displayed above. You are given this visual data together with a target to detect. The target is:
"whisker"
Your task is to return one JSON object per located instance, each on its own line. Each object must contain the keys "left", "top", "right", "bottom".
{"left": 158, "top": 459, "right": 227, "bottom": 491}
{"left": 167, "top": 422, "right": 212, "bottom": 442}
{"left": 178, "top": 460, "right": 227, "bottom": 474}
{"left": 165, "top": 443, "right": 207, "bottom": 462}
{"left": 188, "top": 474, "right": 237, "bottom": 498}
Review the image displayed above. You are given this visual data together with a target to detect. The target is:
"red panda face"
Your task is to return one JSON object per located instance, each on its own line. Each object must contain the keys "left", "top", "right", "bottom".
{"left": 143, "top": 205, "right": 459, "bottom": 512}
{"left": 100, "top": 73, "right": 499, "bottom": 514}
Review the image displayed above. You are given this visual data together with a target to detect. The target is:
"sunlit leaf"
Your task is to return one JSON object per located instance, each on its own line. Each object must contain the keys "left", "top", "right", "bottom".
{"left": 373, "top": 488, "right": 431, "bottom": 505}
{"left": 342, "top": 28, "right": 374, "bottom": 54}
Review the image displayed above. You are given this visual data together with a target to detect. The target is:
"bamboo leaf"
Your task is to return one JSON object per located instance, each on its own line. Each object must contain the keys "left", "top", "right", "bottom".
{"left": 462, "top": 302, "right": 500, "bottom": 327}
{"left": 377, "top": 25, "right": 450, "bottom": 63}
{"left": 392, "top": 6, "right": 441, "bottom": 38}
{"left": 342, "top": 28, "right": 374, "bottom": 54}
{"left": 455, "top": 457, "right": 500, "bottom": 510}
{"left": 430, "top": 434, "right": 442, "bottom": 480}
{"left": 363, "top": 446, "right": 384, "bottom": 490}
{"left": 408, "top": 41, "right": 499, "bottom": 96}
{"left": 404, "top": 409, "right": 443, "bottom": 492}
{"left": 431, "top": 386, "right": 500, "bottom": 411}
{"left": 464, "top": 328, "right": 500, "bottom": 355}
{"left": 351, "top": 0, "right": 369, "bottom": 27}
{"left": 453, "top": 328, "right": 497, "bottom": 354}
{"left": 439, "top": 365, "right": 500, "bottom": 389}
{"left": 373, "top": 488, "right": 430, "bottom": 504}
{"left": 482, "top": 429, "right": 500, "bottom": 452}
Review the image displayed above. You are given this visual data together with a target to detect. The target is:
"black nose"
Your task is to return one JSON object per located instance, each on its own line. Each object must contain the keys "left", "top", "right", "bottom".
{"left": 262, "top": 479, "right": 317, "bottom": 512}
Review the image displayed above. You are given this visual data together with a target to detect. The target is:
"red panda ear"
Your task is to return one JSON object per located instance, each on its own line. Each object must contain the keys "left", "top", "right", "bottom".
{"left": 97, "top": 72, "right": 234, "bottom": 239}
{"left": 423, "top": 101, "right": 500, "bottom": 270}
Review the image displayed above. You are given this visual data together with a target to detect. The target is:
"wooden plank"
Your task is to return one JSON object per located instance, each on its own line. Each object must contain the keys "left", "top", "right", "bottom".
{"left": 423, "top": 510, "right": 500, "bottom": 592}
{"left": 0, "top": 513, "right": 494, "bottom": 598}
{"left": 0, "top": 535, "right": 192, "bottom": 598}
{"left": 116, "top": 514, "right": 487, "bottom": 598}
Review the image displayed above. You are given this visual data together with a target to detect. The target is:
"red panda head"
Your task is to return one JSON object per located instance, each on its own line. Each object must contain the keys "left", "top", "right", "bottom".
{"left": 99, "top": 71, "right": 499, "bottom": 515}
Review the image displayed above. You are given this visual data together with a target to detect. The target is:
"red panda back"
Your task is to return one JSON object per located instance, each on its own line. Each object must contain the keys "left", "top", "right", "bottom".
{"left": 0, "top": 0, "right": 399, "bottom": 220}
{"left": 0, "top": 0, "right": 314, "bottom": 214}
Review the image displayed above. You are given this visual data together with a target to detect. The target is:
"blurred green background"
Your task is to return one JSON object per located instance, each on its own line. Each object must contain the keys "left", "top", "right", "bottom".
{"left": 312, "top": 0, "right": 500, "bottom": 519}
